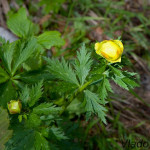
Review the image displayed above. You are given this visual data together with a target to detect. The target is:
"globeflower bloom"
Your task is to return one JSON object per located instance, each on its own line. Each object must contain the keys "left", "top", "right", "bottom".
{"left": 95, "top": 40, "right": 123, "bottom": 63}
{"left": 7, "top": 100, "right": 22, "bottom": 114}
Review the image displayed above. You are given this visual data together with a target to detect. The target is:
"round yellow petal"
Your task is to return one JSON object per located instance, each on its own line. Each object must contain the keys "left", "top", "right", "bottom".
{"left": 113, "top": 40, "right": 124, "bottom": 52}
{"left": 94, "top": 40, "right": 123, "bottom": 63}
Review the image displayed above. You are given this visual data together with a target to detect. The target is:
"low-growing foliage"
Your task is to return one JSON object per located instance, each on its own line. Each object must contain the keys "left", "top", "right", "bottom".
{"left": 0, "top": 7, "right": 142, "bottom": 150}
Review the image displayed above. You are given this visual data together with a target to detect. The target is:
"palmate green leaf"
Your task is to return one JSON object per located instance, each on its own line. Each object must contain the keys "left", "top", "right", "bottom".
{"left": 90, "top": 64, "right": 106, "bottom": 83}
{"left": 74, "top": 44, "right": 92, "bottom": 85}
{"left": 19, "top": 85, "right": 30, "bottom": 106}
{"left": 110, "top": 65, "right": 139, "bottom": 90}
{"left": 28, "top": 81, "right": 43, "bottom": 107}
{"left": 123, "top": 71, "right": 138, "bottom": 77}
{"left": 109, "top": 65, "right": 124, "bottom": 78}
{"left": 19, "top": 81, "right": 43, "bottom": 107}
{"left": 0, "top": 108, "right": 12, "bottom": 150}
{"left": 84, "top": 90, "right": 107, "bottom": 124}
{"left": 7, "top": 7, "right": 34, "bottom": 38}
{"left": 34, "top": 131, "right": 50, "bottom": 150}
{"left": 105, "top": 78, "right": 113, "bottom": 93}
{"left": 99, "top": 79, "right": 107, "bottom": 104}
{"left": 0, "top": 41, "right": 16, "bottom": 74}
{"left": 19, "top": 68, "right": 54, "bottom": 84}
{"left": 67, "top": 98, "right": 84, "bottom": 115}
{"left": 12, "top": 37, "right": 37, "bottom": 75}
{"left": 33, "top": 103, "right": 61, "bottom": 115}
{"left": 50, "top": 127, "right": 68, "bottom": 140}
{"left": 0, "top": 66, "right": 9, "bottom": 84}
{"left": 50, "top": 81, "right": 77, "bottom": 94}
{"left": 25, "top": 113, "right": 41, "bottom": 128}
{"left": 45, "top": 57, "right": 79, "bottom": 86}
{"left": 0, "top": 81, "right": 16, "bottom": 108}
{"left": 22, "top": 54, "right": 42, "bottom": 71}
{"left": 113, "top": 77, "right": 139, "bottom": 90}
{"left": 37, "top": 31, "right": 65, "bottom": 49}
{"left": 122, "top": 77, "right": 139, "bottom": 88}
{"left": 113, "top": 77, "right": 129, "bottom": 90}
{"left": 91, "top": 65, "right": 106, "bottom": 75}
{"left": 43, "top": 126, "right": 68, "bottom": 141}
{"left": 98, "top": 78, "right": 113, "bottom": 104}
{"left": 5, "top": 129, "right": 35, "bottom": 150}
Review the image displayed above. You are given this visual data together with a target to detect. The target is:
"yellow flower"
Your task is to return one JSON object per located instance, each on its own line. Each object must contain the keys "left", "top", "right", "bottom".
{"left": 95, "top": 40, "right": 123, "bottom": 63}
{"left": 7, "top": 100, "right": 22, "bottom": 114}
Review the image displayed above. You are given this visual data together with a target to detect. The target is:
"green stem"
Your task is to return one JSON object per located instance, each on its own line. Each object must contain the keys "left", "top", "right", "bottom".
{"left": 60, "top": 80, "right": 93, "bottom": 114}
{"left": 70, "top": 80, "right": 92, "bottom": 101}
{"left": 60, "top": 61, "right": 109, "bottom": 114}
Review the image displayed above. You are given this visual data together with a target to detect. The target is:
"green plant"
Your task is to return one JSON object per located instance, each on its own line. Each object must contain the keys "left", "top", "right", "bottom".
{"left": 0, "top": 7, "right": 140, "bottom": 150}
{"left": 39, "top": 0, "right": 66, "bottom": 14}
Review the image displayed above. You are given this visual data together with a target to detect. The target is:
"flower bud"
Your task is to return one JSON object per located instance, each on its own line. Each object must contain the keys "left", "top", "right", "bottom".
{"left": 7, "top": 100, "right": 22, "bottom": 114}
{"left": 95, "top": 40, "right": 123, "bottom": 63}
